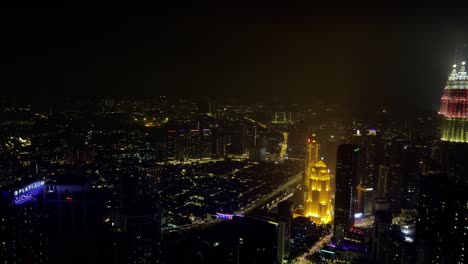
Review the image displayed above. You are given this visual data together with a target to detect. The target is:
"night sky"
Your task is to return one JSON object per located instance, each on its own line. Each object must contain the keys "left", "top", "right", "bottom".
{"left": 4, "top": 3, "right": 468, "bottom": 112}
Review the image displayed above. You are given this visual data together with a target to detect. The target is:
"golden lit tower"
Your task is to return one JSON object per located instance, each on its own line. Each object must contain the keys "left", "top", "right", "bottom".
{"left": 304, "top": 134, "right": 333, "bottom": 224}
{"left": 304, "top": 134, "right": 319, "bottom": 187}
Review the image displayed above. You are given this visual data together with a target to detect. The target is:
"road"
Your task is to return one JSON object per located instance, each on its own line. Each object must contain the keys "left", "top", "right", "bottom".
{"left": 293, "top": 232, "right": 334, "bottom": 264}
{"left": 237, "top": 171, "right": 303, "bottom": 215}
{"left": 261, "top": 191, "right": 295, "bottom": 211}
{"left": 164, "top": 171, "right": 303, "bottom": 234}
{"left": 163, "top": 219, "right": 221, "bottom": 234}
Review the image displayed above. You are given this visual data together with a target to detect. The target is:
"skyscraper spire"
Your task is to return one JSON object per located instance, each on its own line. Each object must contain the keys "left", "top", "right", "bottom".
{"left": 449, "top": 64, "right": 458, "bottom": 82}
{"left": 439, "top": 62, "right": 468, "bottom": 142}
{"left": 447, "top": 64, "right": 458, "bottom": 90}
{"left": 459, "top": 61, "right": 467, "bottom": 89}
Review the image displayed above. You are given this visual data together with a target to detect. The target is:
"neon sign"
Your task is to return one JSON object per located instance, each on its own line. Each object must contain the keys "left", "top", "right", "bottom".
{"left": 13, "top": 180, "right": 45, "bottom": 205}
{"left": 13, "top": 181, "right": 45, "bottom": 197}
{"left": 216, "top": 213, "right": 244, "bottom": 220}
{"left": 354, "top": 213, "right": 363, "bottom": 219}
{"left": 216, "top": 213, "right": 233, "bottom": 220}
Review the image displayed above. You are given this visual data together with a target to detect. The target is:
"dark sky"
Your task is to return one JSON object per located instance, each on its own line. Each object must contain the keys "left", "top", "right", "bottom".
{"left": 3, "top": 3, "right": 468, "bottom": 112}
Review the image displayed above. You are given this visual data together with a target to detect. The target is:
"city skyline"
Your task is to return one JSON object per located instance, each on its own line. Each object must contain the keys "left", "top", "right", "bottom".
{"left": 2, "top": 4, "right": 468, "bottom": 264}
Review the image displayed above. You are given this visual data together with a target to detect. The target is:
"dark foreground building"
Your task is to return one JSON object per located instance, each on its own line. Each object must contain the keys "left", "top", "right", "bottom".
{"left": 1, "top": 179, "right": 116, "bottom": 263}
{"left": 416, "top": 173, "right": 467, "bottom": 264}
{"left": 233, "top": 212, "right": 291, "bottom": 264}
{"left": 334, "top": 144, "right": 359, "bottom": 244}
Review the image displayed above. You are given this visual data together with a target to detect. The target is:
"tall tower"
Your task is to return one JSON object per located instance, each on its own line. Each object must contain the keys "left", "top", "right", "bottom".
{"left": 304, "top": 134, "right": 319, "bottom": 182}
{"left": 304, "top": 134, "right": 333, "bottom": 224}
{"left": 439, "top": 61, "right": 468, "bottom": 142}
{"left": 415, "top": 61, "right": 468, "bottom": 264}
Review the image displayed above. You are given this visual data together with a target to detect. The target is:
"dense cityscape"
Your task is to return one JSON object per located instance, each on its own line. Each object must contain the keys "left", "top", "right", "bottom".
{"left": 1, "top": 89, "right": 465, "bottom": 263}
{"left": 2, "top": 4, "right": 468, "bottom": 264}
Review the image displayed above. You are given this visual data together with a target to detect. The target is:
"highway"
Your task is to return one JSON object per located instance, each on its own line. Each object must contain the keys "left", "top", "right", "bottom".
{"left": 163, "top": 219, "right": 221, "bottom": 233}
{"left": 237, "top": 171, "right": 303, "bottom": 215}
{"left": 164, "top": 171, "right": 303, "bottom": 234}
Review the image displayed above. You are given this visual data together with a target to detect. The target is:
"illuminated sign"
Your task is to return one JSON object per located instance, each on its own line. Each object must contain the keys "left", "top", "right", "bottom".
{"left": 354, "top": 213, "right": 363, "bottom": 219}
{"left": 13, "top": 181, "right": 45, "bottom": 197}
{"left": 13, "top": 180, "right": 45, "bottom": 205}
{"left": 216, "top": 213, "right": 244, "bottom": 220}
{"left": 348, "top": 227, "right": 365, "bottom": 235}
{"left": 216, "top": 213, "right": 233, "bottom": 220}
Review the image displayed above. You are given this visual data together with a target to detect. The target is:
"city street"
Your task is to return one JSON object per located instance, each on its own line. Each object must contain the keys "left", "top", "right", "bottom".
{"left": 293, "top": 232, "right": 334, "bottom": 264}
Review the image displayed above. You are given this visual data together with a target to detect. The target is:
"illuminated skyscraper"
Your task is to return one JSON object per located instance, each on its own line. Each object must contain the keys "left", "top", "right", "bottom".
{"left": 304, "top": 134, "right": 332, "bottom": 224}
{"left": 439, "top": 61, "right": 468, "bottom": 142}
{"left": 437, "top": 61, "right": 468, "bottom": 186}
{"left": 415, "top": 61, "right": 468, "bottom": 263}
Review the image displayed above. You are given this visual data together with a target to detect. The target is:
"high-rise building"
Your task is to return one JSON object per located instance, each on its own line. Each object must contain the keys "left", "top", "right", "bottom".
{"left": 400, "top": 146, "right": 420, "bottom": 210}
{"left": 356, "top": 185, "right": 374, "bottom": 217}
{"left": 334, "top": 144, "right": 359, "bottom": 243}
{"left": 201, "top": 128, "right": 212, "bottom": 158}
{"left": 304, "top": 134, "right": 333, "bottom": 224}
{"left": 208, "top": 122, "right": 225, "bottom": 158}
{"left": 377, "top": 165, "right": 390, "bottom": 196}
{"left": 351, "top": 129, "right": 384, "bottom": 190}
{"left": 387, "top": 138, "right": 405, "bottom": 212}
{"left": 415, "top": 61, "right": 468, "bottom": 264}
{"left": 304, "top": 134, "right": 319, "bottom": 195}
{"left": 416, "top": 174, "right": 467, "bottom": 264}
{"left": 187, "top": 129, "right": 202, "bottom": 158}
{"left": 166, "top": 128, "right": 213, "bottom": 160}
{"left": 165, "top": 129, "right": 181, "bottom": 160}
{"left": 233, "top": 214, "right": 290, "bottom": 264}
{"left": 1, "top": 179, "right": 116, "bottom": 263}
{"left": 207, "top": 98, "right": 216, "bottom": 117}
{"left": 372, "top": 210, "right": 416, "bottom": 264}
{"left": 102, "top": 98, "right": 116, "bottom": 112}
{"left": 0, "top": 180, "right": 48, "bottom": 264}
{"left": 438, "top": 62, "right": 468, "bottom": 187}
{"left": 439, "top": 62, "right": 468, "bottom": 143}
